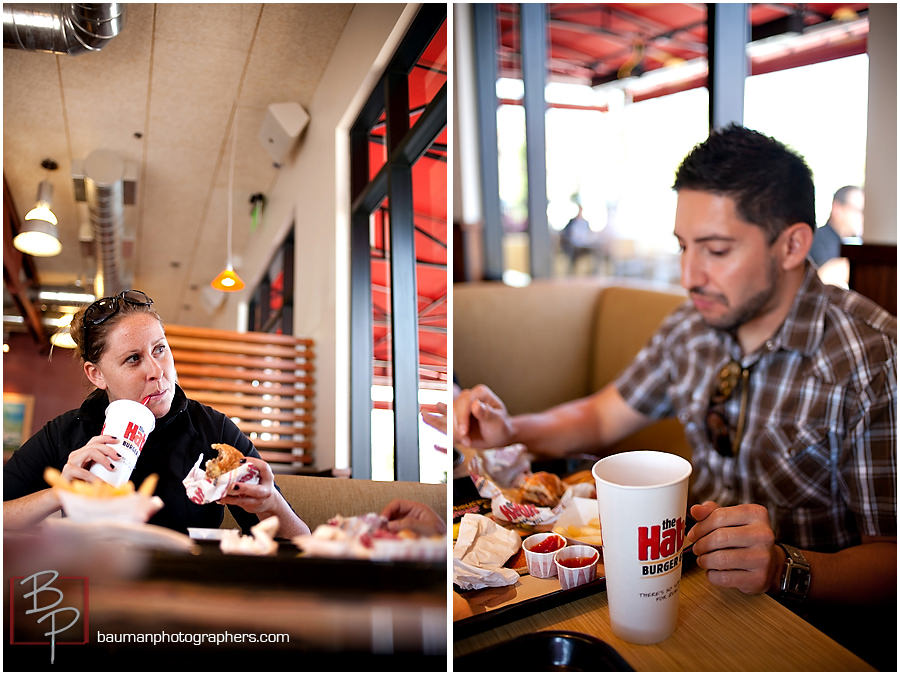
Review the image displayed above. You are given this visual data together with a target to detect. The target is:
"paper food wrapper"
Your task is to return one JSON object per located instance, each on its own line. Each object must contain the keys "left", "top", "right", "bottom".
{"left": 219, "top": 515, "right": 279, "bottom": 556}
{"left": 183, "top": 454, "right": 260, "bottom": 504}
{"left": 293, "top": 513, "right": 446, "bottom": 562}
{"left": 476, "top": 444, "right": 532, "bottom": 488}
{"left": 469, "top": 450, "right": 583, "bottom": 527}
{"left": 453, "top": 513, "right": 521, "bottom": 590}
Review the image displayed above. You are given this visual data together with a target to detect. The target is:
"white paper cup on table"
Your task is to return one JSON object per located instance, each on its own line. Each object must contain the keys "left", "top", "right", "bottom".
{"left": 593, "top": 450, "right": 692, "bottom": 645}
{"left": 554, "top": 544, "right": 599, "bottom": 590}
{"left": 522, "top": 532, "right": 566, "bottom": 578}
{"left": 90, "top": 399, "right": 156, "bottom": 487}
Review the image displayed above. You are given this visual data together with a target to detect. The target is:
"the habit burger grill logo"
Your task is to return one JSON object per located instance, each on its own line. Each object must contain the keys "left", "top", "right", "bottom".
{"left": 638, "top": 517, "right": 685, "bottom": 577}
{"left": 101, "top": 421, "right": 148, "bottom": 458}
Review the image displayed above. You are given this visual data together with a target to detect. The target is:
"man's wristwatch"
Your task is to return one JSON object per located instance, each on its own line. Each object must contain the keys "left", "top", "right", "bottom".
{"left": 775, "top": 542, "right": 811, "bottom": 602}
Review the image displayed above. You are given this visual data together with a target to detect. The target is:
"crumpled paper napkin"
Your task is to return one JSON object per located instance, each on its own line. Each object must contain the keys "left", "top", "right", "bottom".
{"left": 453, "top": 513, "right": 521, "bottom": 590}
{"left": 219, "top": 515, "right": 279, "bottom": 556}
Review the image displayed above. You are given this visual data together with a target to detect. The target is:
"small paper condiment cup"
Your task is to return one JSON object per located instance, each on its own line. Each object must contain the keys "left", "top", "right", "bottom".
{"left": 522, "top": 532, "right": 566, "bottom": 578}
{"left": 554, "top": 544, "right": 599, "bottom": 590}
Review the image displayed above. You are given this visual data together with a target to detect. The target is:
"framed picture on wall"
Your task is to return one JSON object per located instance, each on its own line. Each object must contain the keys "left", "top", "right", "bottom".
{"left": 3, "top": 392, "right": 34, "bottom": 457}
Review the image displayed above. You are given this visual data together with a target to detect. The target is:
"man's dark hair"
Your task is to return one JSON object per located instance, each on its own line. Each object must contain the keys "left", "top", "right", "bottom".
{"left": 833, "top": 184, "right": 861, "bottom": 205}
{"left": 672, "top": 124, "right": 816, "bottom": 241}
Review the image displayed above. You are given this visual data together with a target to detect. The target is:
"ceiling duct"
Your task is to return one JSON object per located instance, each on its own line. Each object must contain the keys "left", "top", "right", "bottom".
{"left": 73, "top": 149, "right": 134, "bottom": 297}
{"left": 3, "top": 3, "right": 125, "bottom": 55}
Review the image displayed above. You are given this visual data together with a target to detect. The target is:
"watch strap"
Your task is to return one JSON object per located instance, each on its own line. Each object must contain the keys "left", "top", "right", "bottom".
{"left": 775, "top": 542, "right": 811, "bottom": 602}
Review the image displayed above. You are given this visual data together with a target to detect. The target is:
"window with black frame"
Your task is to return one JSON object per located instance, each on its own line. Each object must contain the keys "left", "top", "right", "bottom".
{"left": 248, "top": 230, "right": 294, "bottom": 335}
{"left": 349, "top": 6, "right": 447, "bottom": 482}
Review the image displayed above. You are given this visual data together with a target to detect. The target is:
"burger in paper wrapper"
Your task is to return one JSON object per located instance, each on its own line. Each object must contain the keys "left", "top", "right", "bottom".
{"left": 183, "top": 444, "right": 260, "bottom": 504}
{"left": 469, "top": 450, "right": 591, "bottom": 528}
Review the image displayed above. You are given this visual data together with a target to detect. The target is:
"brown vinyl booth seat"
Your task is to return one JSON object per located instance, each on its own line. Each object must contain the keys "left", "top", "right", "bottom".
{"left": 453, "top": 278, "right": 691, "bottom": 462}
{"left": 222, "top": 474, "right": 447, "bottom": 531}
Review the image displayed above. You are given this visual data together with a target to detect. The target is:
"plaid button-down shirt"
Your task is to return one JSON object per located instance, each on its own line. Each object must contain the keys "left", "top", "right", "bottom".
{"left": 616, "top": 265, "right": 896, "bottom": 551}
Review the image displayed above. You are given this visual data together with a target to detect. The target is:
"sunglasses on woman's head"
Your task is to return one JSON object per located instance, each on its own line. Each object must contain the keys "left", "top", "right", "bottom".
{"left": 82, "top": 289, "right": 154, "bottom": 347}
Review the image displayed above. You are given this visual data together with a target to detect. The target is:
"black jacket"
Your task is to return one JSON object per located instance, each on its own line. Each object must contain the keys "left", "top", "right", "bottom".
{"left": 4, "top": 385, "right": 262, "bottom": 534}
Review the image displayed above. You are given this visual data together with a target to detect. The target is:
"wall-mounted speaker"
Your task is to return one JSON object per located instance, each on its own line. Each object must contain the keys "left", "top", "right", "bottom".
{"left": 258, "top": 102, "right": 310, "bottom": 165}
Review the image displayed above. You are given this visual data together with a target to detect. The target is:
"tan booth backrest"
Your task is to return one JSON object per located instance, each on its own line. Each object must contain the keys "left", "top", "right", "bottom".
{"left": 590, "top": 285, "right": 687, "bottom": 389}
{"left": 590, "top": 285, "right": 691, "bottom": 460}
{"left": 453, "top": 279, "right": 609, "bottom": 415}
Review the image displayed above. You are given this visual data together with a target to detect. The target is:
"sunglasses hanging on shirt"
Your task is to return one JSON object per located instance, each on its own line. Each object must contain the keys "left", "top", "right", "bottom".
{"left": 705, "top": 360, "right": 751, "bottom": 457}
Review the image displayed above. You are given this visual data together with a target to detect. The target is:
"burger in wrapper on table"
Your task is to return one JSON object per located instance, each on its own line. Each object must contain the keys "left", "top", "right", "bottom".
{"left": 182, "top": 443, "right": 261, "bottom": 505}
{"left": 467, "top": 444, "right": 591, "bottom": 529}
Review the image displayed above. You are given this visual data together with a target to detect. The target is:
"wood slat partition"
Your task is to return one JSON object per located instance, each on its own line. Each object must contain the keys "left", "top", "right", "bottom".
{"left": 166, "top": 324, "right": 315, "bottom": 472}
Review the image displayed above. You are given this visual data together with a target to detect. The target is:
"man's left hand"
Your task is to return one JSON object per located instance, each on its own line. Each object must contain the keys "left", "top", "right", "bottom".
{"left": 684, "top": 500, "right": 782, "bottom": 594}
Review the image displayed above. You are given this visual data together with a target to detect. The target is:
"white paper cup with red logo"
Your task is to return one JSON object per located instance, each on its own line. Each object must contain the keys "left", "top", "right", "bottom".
{"left": 593, "top": 450, "right": 692, "bottom": 644}
{"left": 522, "top": 532, "right": 566, "bottom": 578}
{"left": 554, "top": 544, "right": 600, "bottom": 590}
{"left": 90, "top": 399, "right": 156, "bottom": 487}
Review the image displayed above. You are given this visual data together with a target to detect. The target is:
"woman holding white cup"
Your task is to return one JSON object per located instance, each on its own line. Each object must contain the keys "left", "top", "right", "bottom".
{"left": 3, "top": 289, "right": 310, "bottom": 538}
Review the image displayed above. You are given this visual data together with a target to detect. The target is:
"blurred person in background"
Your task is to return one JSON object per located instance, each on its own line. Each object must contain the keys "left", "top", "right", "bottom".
{"left": 559, "top": 198, "right": 596, "bottom": 275}
{"left": 809, "top": 185, "right": 864, "bottom": 287}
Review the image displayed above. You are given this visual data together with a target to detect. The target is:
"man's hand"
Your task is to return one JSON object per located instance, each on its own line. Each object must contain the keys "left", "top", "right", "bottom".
{"left": 684, "top": 500, "right": 781, "bottom": 595}
{"left": 453, "top": 384, "right": 513, "bottom": 449}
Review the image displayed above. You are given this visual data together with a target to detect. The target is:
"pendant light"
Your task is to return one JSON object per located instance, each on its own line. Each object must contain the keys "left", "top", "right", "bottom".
{"left": 49, "top": 312, "right": 77, "bottom": 350}
{"left": 14, "top": 159, "right": 62, "bottom": 257}
{"left": 211, "top": 108, "right": 245, "bottom": 292}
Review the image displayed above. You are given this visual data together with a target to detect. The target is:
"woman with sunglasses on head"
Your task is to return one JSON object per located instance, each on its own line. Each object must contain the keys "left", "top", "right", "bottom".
{"left": 3, "top": 290, "right": 311, "bottom": 538}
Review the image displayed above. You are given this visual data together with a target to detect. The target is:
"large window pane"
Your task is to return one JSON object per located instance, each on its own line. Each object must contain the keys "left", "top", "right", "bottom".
{"left": 349, "top": 5, "right": 447, "bottom": 482}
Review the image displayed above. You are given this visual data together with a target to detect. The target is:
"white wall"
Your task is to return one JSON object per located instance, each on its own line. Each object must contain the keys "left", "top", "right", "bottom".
{"left": 212, "top": 4, "right": 413, "bottom": 471}
{"left": 863, "top": 3, "right": 897, "bottom": 245}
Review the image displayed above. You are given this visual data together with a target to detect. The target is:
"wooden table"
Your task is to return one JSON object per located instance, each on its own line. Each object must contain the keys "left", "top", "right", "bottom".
{"left": 454, "top": 564, "right": 874, "bottom": 671}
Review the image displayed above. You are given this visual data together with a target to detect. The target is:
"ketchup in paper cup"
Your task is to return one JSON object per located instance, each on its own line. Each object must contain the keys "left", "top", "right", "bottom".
{"left": 555, "top": 544, "right": 599, "bottom": 590}
{"left": 522, "top": 532, "right": 565, "bottom": 578}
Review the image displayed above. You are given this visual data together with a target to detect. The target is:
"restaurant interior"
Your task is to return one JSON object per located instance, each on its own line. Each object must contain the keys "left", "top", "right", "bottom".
{"left": 452, "top": 2, "right": 896, "bottom": 672}
{"left": 4, "top": 3, "right": 447, "bottom": 670}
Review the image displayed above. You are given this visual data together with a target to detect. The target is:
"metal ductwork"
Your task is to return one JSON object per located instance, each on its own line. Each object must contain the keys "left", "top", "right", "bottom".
{"left": 74, "top": 149, "right": 132, "bottom": 297}
{"left": 3, "top": 3, "right": 125, "bottom": 55}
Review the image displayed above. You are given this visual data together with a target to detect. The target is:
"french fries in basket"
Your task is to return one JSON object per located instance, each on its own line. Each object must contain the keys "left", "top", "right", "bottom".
{"left": 45, "top": 467, "right": 163, "bottom": 524}
{"left": 44, "top": 467, "right": 158, "bottom": 498}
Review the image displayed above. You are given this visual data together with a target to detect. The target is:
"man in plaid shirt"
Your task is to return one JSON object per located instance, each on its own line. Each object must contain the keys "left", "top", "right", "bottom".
{"left": 454, "top": 126, "right": 895, "bottom": 623}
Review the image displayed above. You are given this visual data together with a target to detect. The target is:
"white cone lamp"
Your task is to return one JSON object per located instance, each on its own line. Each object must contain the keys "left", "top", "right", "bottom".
{"left": 15, "top": 166, "right": 62, "bottom": 257}
{"left": 49, "top": 313, "right": 77, "bottom": 349}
